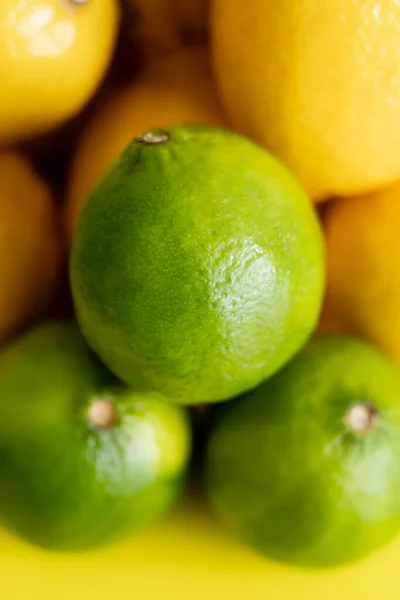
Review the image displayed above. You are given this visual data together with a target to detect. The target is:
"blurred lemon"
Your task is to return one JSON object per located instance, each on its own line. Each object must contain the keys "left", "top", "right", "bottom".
{"left": 0, "top": 0, "right": 120, "bottom": 144}
{"left": 129, "top": 0, "right": 209, "bottom": 59}
{"left": 212, "top": 0, "right": 400, "bottom": 200}
{"left": 0, "top": 152, "right": 61, "bottom": 342}
{"left": 65, "top": 45, "right": 227, "bottom": 244}
{"left": 321, "top": 183, "right": 400, "bottom": 362}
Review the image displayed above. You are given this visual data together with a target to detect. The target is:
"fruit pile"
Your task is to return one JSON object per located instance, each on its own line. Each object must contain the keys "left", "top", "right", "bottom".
{"left": 2, "top": 0, "right": 400, "bottom": 570}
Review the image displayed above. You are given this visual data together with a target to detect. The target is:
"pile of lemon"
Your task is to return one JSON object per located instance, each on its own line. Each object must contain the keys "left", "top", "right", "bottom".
{"left": 2, "top": 0, "right": 400, "bottom": 570}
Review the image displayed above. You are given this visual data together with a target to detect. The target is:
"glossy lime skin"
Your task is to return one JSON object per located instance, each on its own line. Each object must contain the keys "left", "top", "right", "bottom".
{"left": 71, "top": 124, "right": 325, "bottom": 405}
{"left": 0, "top": 321, "right": 191, "bottom": 551}
{"left": 205, "top": 336, "right": 400, "bottom": 568}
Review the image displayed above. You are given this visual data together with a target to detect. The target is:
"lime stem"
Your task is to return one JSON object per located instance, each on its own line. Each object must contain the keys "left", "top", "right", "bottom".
{"left": 87, "top": 399, "right": 117, "bottom": 429}
{"left": 136, "top": 130, "right": 170, "bottom": 145}
{"left": 345, "top": 403, "right": 377, "bottom": 435}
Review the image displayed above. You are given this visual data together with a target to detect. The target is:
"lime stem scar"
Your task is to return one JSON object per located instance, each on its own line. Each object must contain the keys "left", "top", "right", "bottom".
{"left": 137, "top": 130, "right": 170, "bottom": 145}
{"left": 88, "top": 399, "right": 117, "bottom": 429}
{"left": 345, "top": 403, "right": 377, "bottom": 435}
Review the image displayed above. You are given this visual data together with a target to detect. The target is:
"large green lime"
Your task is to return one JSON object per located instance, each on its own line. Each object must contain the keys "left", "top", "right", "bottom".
{"left": 0, "top": 321, "right": 191, "bottom": 551}
{"left": 70, "top": 124, "right": 325, "bottom": 405}
{"left": 205, "top": 336, "right": 400, "bottom": 568}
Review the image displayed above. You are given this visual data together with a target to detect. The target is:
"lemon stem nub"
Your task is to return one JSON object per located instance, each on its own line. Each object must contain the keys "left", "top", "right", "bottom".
{"left": 88, "top": 399, "right": 117, "bottom": 429}
{"left": 345, "top": 403, "right": 377, "bottom": 435}
{"left": 137, "top": 131, "right": 170, "bottom": 145}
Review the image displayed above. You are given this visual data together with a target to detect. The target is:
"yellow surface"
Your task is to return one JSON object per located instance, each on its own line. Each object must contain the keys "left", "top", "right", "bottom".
{"left": 2, "top": 492, "right": 400, "bottom": 600}
{"left": 212, "top": 0, "right": 400, "bottom": 201}
{"left": 0, "top": 0, "right": 119, "bottom": 143}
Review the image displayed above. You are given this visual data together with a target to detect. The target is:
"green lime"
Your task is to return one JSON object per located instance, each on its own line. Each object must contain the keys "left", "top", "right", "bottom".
{"left": 205, "top": 336, "right": 400, "bottom": 568}
{"left": 0, "top": 321, "right": 191, "bottom": 551}
{"left": 70, "top": 124, "right": 325, "bottom": 405}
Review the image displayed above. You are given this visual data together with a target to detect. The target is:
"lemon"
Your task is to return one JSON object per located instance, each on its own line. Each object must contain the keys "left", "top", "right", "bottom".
{"left": 0, "top": 0, "right": 120, "bottom": 144}
{"left": 319, "top": 181, "right": 400, "bottom": 364}
{"left": 0, "top": 151, "right": 61, "bottom": 342}
{"left": 212, "top": 0, "right": 400, "bottom": 200}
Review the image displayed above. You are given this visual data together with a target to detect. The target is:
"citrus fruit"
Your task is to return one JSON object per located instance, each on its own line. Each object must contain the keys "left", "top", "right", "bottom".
{"left": 205, "top": 336, "right": 400, "bottom": 568}
{"left": 320, "top": 182, "right": 400, "bottom": 360}
{"left": 0, "top": 321, "right": 191, "bottom": 551}
{"left": 64, "top": 45, "right": 227, "bottom": 245}
{"left": 0, "top": 151, "right": 61, "bottom": 343}
{"left": 0, "top": 0, "right": 120, "bottom": 144}
{"left": 212, "top": 0, "right": 400, "bottom": 200}
{"left": 70, "top": 124, "right": 325, "bottom": 405}
{"left": 129, "top": 0, "right": 209, "bottom": 58}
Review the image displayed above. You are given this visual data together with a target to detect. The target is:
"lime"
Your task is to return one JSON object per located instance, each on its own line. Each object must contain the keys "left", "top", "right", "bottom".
{"left": 0, "top": 321, "right": 191, "bottom": 551}
{"left": 205, "top": 336, "right": 400, "bottom": 568}
{"left": 70, "top": 124, "right": 325, "bottom": 405}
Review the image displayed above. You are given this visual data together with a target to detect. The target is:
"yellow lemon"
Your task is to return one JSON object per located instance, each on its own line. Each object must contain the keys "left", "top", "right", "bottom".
{"left": 0, "top": 0, "right": 120, "bottom": 144}
{"left": 321, "top": 182, "right": 400, "bottom": 363}
{"left": 0, "top": 152, "right": 61, "bottom": 342}
{"left": 212, "top": 0, "right": 400, "bottom": 200}
{"left": 64, "top": 45, "right": 227, "bottom": 244}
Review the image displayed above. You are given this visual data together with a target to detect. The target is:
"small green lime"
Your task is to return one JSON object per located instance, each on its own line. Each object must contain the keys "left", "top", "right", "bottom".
{"left": 70, "top": 124, "right": 325, "bottom": 405}
{"left": 205, "top": 336, "right": 400, "bottom": 568}
{"left": 0, "top": 321, "right": 191, "bottom": 551}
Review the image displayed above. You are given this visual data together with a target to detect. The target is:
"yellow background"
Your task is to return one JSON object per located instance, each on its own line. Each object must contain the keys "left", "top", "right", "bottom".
{"left": 0, "top": 493, "right": 399, "bottom": 600}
